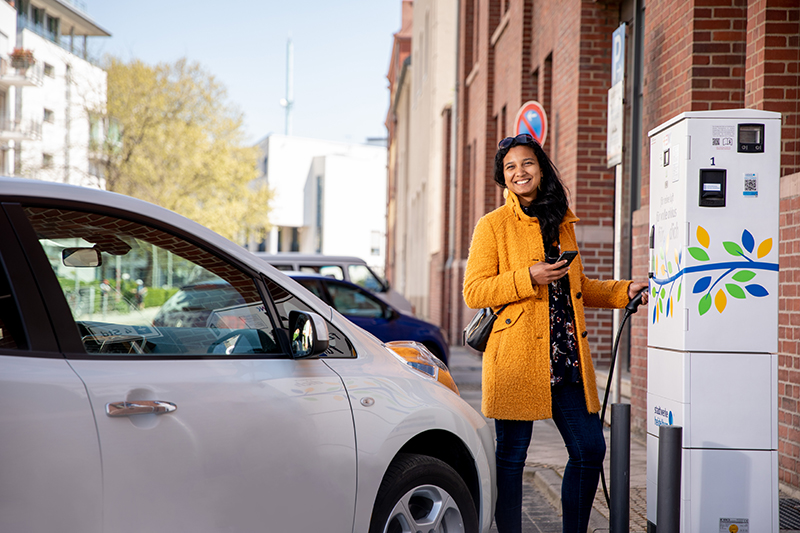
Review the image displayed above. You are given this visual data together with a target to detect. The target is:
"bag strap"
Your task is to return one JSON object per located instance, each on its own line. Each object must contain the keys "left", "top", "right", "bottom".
{"left": 494, "top": 303, "right": 509, "bottom": 316}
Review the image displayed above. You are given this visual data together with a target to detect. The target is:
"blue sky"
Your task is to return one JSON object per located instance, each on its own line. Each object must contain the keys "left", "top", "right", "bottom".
{"left": 81, "top": 0, "right": 401, "bottom": 145}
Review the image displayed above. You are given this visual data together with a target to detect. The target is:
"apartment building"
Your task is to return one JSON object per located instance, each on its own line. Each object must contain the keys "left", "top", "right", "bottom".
{"left": 0, "top": 0, "right": 109, "bottom": 187}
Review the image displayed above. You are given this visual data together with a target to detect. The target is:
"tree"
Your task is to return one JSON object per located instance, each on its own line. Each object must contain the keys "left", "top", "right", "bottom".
{"left": 99, "top": 57, "right": 271, "bottom": 241}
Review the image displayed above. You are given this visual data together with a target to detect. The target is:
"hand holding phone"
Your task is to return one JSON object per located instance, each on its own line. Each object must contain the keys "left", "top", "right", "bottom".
{"left": 548, "top": 250, "right": 577, "bottom": 269}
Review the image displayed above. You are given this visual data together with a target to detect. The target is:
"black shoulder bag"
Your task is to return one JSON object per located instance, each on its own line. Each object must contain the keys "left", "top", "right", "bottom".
{"left": 462, "top": 303, "right": 509, "bottom": 352}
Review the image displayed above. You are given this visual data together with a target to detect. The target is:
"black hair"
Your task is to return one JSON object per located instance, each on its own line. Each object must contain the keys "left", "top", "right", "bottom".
{"left": 494, "top": 137, "right": 569, "bottom": 247}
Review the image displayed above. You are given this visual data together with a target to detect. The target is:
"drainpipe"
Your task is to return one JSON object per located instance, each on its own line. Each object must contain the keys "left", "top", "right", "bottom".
{"left": 446, "top": 0, "right": 460, "bottom": 342}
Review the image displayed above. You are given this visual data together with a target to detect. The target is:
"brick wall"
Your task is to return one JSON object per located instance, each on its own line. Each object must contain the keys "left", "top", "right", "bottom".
{"left": 779, "top": 174, "right": 800, "bottom": 489}
{"left": 451, "top": 0, "right": 623, "bottom": 362}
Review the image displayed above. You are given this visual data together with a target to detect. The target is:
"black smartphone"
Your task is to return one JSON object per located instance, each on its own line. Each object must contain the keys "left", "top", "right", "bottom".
{"left": 550, "top": 250, "right": 577, "bottom": 269}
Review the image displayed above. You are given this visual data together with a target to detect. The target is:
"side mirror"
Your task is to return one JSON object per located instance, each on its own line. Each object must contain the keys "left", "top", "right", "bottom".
{"left": 288, "top": 310, "right": 329, "bottom": 359}
{"left": 62, "top": 247, "right": 102, "bottom": 268}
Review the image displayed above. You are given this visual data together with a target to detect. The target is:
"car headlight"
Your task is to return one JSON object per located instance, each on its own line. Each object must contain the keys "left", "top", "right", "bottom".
{"left": 385, "top": 340, "right": 459, "bottom": 395}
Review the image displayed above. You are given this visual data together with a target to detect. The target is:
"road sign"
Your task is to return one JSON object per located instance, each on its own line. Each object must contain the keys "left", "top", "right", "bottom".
{"left": 514, "top": 101, "right": 548, "bottom": 146}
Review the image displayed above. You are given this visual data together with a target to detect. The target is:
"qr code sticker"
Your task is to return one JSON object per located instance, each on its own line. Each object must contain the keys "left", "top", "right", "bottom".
{"left": 712, "top": 138, "right": 721, "bottom": 146}
{"left": 744, "top": 173, "right": 758, "bottom": 196}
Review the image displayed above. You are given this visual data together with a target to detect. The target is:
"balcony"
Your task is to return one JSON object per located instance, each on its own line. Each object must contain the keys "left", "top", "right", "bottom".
{"left": 0, "top": 117, "right": 43, "bottom": 141}
{"left": 17, "top": 14, "right": 99, "bottom": 64}
{"left": 0, "top": 57, "right": 43, "bottom": 88}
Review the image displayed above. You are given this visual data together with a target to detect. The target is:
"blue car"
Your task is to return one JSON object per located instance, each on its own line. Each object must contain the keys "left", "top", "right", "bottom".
{"left": 288, "top": 272, "right": 450, "bottom": 364}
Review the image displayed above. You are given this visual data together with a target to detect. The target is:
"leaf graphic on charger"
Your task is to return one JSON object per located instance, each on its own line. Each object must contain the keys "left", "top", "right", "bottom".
{"left": 696, "top": 226, "right": 710, "bottom": 248}
{"left": 723, "top": 241, "right": 744, "bottom": 257}
{"left": 666, "top": 297, "right": 670, "bottom": 317}
{"left": 757, "top": 238, "right": 773, "bottom": 259}
{"left": 715, "top": 290, "right": 727, "bottom": 313}
{"left": 742, "top": 230, "right": 755, "bottom": 254}
{"left": 732, "top": 270, "right": 756, "bottom": 283}
{"left": 726, "top": 284, "right": 746, "bottom": 299}
{"left": 677, "top": 281, "right": 682, "bottom": 302}
{"left": 688, "top": 247, "right": 710, "bottom": 261}
{"left": 698, "top": 294, "right": 712, "bottom": 316}
{"left": 745, "top": 284, "right": 769, "bottom": 297}
{"left": 693, "top": 276, "right": 712, "bottom": 294}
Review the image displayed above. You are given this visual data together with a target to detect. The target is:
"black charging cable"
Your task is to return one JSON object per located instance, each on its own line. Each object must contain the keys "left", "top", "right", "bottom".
{"left": 599, "top": 287, "right": 647, "bottom": 508}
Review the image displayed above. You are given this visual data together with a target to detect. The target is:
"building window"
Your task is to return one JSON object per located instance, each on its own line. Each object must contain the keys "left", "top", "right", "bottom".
{"left": 43, "top": 108, "right": 54, "bottom": 123}
{"left": 371, "top": 231, "right": 382, "bottom": 256}
{"left": 42, "top": 153, "right": 53, "bottom": 168}
{"left": 43, "top": 63, "right": 54, "bottom": 77}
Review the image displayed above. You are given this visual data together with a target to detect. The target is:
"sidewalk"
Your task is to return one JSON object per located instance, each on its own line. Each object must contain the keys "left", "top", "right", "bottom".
{"left": 448, "top": 345, "right": 800, "bottom": 533}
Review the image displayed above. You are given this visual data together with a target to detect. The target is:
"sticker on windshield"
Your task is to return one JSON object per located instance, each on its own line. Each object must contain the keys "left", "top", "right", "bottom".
{"left": 83, "top": 322, "right": 162, "bottom": 340}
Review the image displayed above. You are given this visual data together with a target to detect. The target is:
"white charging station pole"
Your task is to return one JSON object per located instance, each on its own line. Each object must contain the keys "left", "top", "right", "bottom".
{"left": 645, "top": 109, "right": 781, "bottom": 533}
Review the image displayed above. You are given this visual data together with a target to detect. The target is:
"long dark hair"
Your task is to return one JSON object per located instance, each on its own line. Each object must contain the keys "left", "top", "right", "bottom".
{"left": 494, "top": 137, "right": 568, "bottom": 247}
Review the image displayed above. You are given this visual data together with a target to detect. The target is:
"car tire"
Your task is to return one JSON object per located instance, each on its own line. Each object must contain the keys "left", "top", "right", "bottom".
{"left": 368, "top": 453, "right": 478, "bottom": 533}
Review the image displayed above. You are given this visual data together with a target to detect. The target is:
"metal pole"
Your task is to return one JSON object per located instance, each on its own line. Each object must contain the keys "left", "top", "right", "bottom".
{"left": 610, "top": 403, "right": 630, "bottom": 533}
{"left": 656, "top": 425, "right": 683, "bottom": 533}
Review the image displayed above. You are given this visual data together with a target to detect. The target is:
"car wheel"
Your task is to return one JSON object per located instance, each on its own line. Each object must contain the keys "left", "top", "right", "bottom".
{"left": 368, "top": 453, "right": 478, "bottom": 533}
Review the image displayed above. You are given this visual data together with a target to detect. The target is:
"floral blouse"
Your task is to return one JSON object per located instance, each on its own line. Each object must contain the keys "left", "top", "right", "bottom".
{"left": 548, "top": 273, "right": 581, "bottom": 387}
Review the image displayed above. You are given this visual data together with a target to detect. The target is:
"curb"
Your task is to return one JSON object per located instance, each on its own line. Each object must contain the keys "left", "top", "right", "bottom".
{"left": 524, "top": 466, "right": 610, "bottom": 533}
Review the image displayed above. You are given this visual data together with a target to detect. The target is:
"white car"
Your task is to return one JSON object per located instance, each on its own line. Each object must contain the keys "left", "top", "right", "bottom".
{"left": 0, "top": 177, "right": 495, "bottom": 533}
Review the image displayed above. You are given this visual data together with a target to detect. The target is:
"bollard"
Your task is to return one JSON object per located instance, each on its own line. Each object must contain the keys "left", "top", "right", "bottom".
{"left": 656, "top": 425, "right": 683, "bottom": 533}
{"left": 610, "top": 403, "right": 630, "bottom": 533}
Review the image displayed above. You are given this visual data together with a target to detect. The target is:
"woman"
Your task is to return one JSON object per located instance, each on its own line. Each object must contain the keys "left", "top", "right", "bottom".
{"left": 463, "top": 133, "right": 647, "bottom": 533}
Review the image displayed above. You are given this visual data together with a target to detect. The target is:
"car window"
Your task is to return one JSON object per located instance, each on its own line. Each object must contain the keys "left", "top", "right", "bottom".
{"left": 295, "top": 278, "right": 326, "bottom": 300}
{"left": 299, "top": 264, "right": 344, "bottom": 280}
{"left": 0, "top": 259, "right": 25, "bottom": 350}
{"left": 326, "top": 281, "right": 386, "bottom": 319}
{"left": 265, "top": 277, "right": 355, "bottom": 358}
{"left": 273, "top": 264, "right": 294, "bottom": 272}
{"left": 23, "top": 207, "right": 281, "bottom": 357}
{"left": 348, "top": 264, "right": 385, "bottom": 292}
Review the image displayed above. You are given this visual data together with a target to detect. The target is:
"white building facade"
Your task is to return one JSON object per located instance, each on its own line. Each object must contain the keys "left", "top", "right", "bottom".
{"left": 0, "top": 0, "right": 109, "bottom": 187}
{"left": 254, "top": 134, "right": 388, "bottom": 272}
{"left": 386, "top": 0, "right": 456, "bottom": 321}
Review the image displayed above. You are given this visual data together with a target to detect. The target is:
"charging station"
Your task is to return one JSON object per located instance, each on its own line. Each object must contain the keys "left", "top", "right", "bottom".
{"left": 646, "top": 109, "right": 781, "bottom": 532}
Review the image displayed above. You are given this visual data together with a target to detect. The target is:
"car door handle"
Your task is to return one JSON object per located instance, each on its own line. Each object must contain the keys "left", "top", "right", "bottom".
{"left": 106, "top": 401, "right": 177, "bottom": 417}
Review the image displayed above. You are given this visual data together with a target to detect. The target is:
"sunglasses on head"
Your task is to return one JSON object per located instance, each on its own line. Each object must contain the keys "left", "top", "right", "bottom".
{"left": 498, "top": 133, "right": 535, "bottom": 149}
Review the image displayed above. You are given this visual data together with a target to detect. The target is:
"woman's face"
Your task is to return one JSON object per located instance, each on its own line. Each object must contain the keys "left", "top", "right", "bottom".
{"left": 502, "top": 145, "right": 542, "bottom": 206}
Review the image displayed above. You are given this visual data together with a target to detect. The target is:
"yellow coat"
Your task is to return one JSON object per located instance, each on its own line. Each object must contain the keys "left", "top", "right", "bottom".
{"left": 463, "top": 192, "right": 632, "bottom": 421}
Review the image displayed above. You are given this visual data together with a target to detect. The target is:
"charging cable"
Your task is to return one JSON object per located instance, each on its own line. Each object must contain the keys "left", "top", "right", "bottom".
{"left": 599, "top": 287, "right": 647, "bottom": 507}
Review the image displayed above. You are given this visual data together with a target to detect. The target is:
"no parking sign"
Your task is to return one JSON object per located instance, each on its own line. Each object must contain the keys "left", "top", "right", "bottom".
{"left": 513, "top": 101, "right": 548, "bottom": 146}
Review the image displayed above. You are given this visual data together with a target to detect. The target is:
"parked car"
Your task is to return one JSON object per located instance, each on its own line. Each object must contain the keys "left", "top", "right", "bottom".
{"left": 254, "top": 252, "right": 416, "bottom": 315}
{"left": 288, "top": 272, "right": 450, "bottom": 365}
{"left": 0, "top": 176, "right": 495, "bottom": 533}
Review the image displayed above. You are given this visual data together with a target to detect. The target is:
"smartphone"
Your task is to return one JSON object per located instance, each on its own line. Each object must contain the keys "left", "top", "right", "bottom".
{"left": 549, "top": 250, "right": 578, "bottom": 269}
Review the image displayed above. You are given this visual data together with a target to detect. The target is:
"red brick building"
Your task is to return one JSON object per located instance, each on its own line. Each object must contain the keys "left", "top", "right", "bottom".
{"left": 437, "top": 0, "right": 800, "bottom": 492}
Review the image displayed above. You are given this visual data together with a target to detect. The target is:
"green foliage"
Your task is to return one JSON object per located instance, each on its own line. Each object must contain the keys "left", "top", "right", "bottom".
{"left": 144, "top": 287, "right": 179, "bottom": 308}
{"left": 99, "top": 57, "right": 273, "bottom": 241}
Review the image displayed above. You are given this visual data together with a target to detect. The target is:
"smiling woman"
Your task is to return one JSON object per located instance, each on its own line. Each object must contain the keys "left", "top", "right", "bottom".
{"left": 464, "top": 133, "right": 647, "bottom": 533}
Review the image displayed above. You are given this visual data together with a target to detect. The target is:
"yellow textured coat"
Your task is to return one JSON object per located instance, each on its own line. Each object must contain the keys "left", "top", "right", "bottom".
{"left": 463, "top": 192, "right": 632, "bottom": 421}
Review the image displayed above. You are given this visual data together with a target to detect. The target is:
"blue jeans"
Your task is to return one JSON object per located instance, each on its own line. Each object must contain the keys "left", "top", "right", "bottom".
{"left": 494, "top": 382, "right": 606, "bottom": 533}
